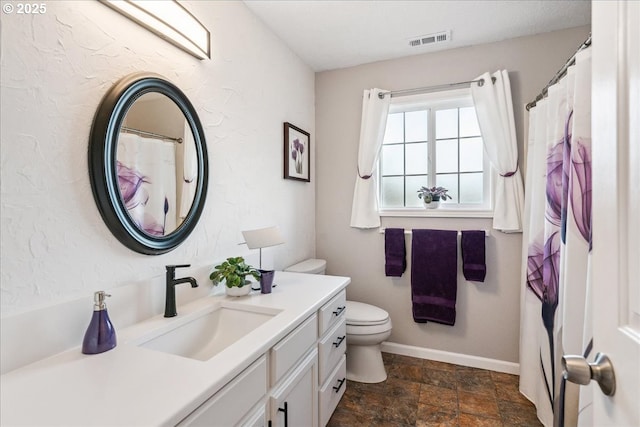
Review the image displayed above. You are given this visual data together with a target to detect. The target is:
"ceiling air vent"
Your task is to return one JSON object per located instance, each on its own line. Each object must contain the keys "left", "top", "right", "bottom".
{"left": 408, "top": 31, "right": 451, "bottom": 48}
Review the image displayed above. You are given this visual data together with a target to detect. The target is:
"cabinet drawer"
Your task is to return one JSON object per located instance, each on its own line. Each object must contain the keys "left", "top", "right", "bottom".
{"left": 318, "top": 317, "right": 346, "bottom": 384}
{"left": 318, "top": 291, "right": 346, "bottom": 336}
{"left": 178, "top": 355, "right": 267, "bottom": 427}
{"left": 270, "top": 314, "right": 317, "bottom": 386}
{"left": 319, "top": 356, "right": 347, "bottom": 427}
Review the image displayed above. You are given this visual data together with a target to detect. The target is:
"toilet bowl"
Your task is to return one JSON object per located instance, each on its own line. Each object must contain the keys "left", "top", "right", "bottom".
{"left": 284, "top": 259, "right": 392, "bottom": 383}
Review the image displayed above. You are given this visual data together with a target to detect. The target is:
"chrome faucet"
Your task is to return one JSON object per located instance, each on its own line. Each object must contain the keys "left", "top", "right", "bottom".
{"left": 164, "top": 264, "right": 198, "bottom": 317}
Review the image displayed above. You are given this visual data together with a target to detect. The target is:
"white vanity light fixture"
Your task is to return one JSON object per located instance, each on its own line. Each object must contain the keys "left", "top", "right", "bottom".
{"left": 100, "top": 1, "right": 210, "bottom": 60}
{"left": 241, "top": 226, "right": 285, "bottom": 269}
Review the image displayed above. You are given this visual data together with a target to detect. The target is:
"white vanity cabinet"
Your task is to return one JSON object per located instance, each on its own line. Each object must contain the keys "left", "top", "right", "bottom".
{"left": 178, "top": 297, "right": 345, "bottom": 427}
{"left": 265, "top": 291, "right": 347, "bottom": 427}
{"left": 268, "top": 314, "right": 319, "bottom": 427}
{"left": 317, "top": 291, "right": 347, "bottom": 426}
{"left": 269, "top": 349, "right": 318, "bottom": 427}
{"left": 237, "top": 401, "right": 268, "bottom": 427}
{"left": 177, "top": 356, "right": 267, "bottom": 427}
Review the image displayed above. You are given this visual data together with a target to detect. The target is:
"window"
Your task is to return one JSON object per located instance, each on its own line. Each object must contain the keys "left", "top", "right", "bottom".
{"left": 378, "top": 89, "right": 491, "bottom": 215}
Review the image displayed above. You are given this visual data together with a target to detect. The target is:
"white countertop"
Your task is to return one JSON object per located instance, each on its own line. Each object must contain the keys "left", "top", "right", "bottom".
{"left": 0, "top": 272, "right": 350, "bottom": 426}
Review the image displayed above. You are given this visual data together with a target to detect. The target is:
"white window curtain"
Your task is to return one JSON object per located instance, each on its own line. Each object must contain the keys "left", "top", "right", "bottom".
{"left": 471, "top": 70, "right": 524, "bottom": 232}
{"left": 350, "top": 88, "right": 390, "bottom": 229}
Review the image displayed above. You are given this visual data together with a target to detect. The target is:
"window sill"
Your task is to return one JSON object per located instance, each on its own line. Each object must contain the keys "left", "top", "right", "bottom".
{"left": 379, "top": 208, "right": 494, "bottom": 218}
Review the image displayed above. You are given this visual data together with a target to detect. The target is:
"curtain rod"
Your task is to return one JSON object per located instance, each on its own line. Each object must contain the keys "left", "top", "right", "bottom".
{"left": 120, "top": 126, "right": 183, "bottom": 144}
{"left": 526, "top": 34, "right": 592, "bottom": 111}
{"left": 377, "top": 77, "right": 496, "bottom": 99}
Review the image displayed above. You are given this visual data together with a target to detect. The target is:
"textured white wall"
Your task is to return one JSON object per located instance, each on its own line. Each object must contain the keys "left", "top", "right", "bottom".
{"left": 315, "top": 26, "right": 590, "bottom": 364}
{"left": 0, "top": 1, "right": 315, "bottom": 315}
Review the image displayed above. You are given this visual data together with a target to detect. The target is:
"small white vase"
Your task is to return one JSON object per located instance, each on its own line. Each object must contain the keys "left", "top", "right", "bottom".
{"left": 225, "top": 285, "right": 251, "bottom": 297}
{"left": 424, "top": 200, "right": 440, "bottom": 209}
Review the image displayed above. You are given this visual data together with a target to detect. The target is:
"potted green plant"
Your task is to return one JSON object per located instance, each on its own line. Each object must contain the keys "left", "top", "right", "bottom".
{"left": 417, "top": 186, "right": 452, "bottom": 209}
{"left": 210, "top": 256, "right": 261, "bottom": 297}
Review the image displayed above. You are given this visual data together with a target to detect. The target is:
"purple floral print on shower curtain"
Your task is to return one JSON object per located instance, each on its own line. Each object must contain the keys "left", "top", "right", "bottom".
{"left": 526, "top": 109, "right": 593, "bottom": 411}
{"left": 526, "top": 115, "right": 568, "bottom": 408}
{"left": 117, "top": 161, "right": 166, "bottom": 236}
{"left": 561, "top": 110, "right": 592, "bottom": 247}
{"left": 570, "top": 139, "right": 592, "bottom": 249}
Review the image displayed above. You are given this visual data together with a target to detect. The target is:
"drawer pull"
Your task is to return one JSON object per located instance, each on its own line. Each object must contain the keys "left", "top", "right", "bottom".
{"left": 278, "top": 401, "right": 288, "bottom": 427}
{"left": 333, "top": 335, "right": 346, "bottom": 348}
{"left": 333, "top": 377, "right": 346, "bottom": 393}
{"left": 332, "top": 306, "right": 346, "bottom": 317}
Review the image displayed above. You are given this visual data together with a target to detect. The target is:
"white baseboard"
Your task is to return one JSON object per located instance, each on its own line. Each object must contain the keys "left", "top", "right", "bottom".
{"left": 381, "top": 342, "right": 520, "bottom": 375}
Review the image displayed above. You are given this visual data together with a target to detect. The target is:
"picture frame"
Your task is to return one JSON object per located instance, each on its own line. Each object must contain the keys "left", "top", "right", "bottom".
{"left": 283, "top": 122, "right": 310, "bottom": 182}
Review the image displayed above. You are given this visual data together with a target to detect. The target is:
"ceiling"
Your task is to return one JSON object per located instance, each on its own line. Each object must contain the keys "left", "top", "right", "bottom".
{"left": 243, "top": 0, "right": 591, "bottom": 72}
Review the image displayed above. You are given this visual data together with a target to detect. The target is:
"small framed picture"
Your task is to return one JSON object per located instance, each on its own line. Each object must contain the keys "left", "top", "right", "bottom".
{"left": 283, "top": 122, "right": 310, "bottom": 182}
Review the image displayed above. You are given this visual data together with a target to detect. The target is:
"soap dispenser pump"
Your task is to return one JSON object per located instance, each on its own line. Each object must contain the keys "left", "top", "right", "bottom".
{"left": 82, "top": 291, "right": 117, "bottom": 354}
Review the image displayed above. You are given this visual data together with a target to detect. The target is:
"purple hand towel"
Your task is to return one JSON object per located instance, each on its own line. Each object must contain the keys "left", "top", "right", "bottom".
{"left": 461, "top": 230, "right": 486, "bottom": 282}
{"left": 411, "top": 229, "right": 458, "bottom": 325}
{"left": 385, "top": 228, "right": 406, "bottom": 277}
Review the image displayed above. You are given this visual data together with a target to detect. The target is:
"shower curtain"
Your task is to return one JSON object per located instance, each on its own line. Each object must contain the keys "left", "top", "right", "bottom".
{"left": 117, "top": 133, "right": 178, "bottom": 236}
{"left": 519, "top": 48, "right": 592, "bottom": 427}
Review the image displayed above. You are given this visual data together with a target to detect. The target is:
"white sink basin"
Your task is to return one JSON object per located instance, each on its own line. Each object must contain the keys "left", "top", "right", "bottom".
{"left": 137, "top": 302, "right": 282, "bottom": 361}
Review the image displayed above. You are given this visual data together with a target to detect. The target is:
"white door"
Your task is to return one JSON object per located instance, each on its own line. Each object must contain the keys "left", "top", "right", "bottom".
{"left": 270, "top": 350, "right": 318, "bottom": 427}
{"left": 589, "top": 1, "right": 640, "bottom": 425}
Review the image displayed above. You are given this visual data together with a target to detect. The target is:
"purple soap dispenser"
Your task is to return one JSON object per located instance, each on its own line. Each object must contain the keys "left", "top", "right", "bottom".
{"left": 82, "top": 291, "right": 117, "bottom": 354}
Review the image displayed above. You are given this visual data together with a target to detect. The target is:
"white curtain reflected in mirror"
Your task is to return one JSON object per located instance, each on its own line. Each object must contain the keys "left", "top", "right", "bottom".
{"left": 117, "top": 133, "right": 177, "bottom": 236}
{"left": 116, "top": 92, "right": 196, "bottom": 236}
{"left": 179, "top": 120, "right": 197, "bottom": 220}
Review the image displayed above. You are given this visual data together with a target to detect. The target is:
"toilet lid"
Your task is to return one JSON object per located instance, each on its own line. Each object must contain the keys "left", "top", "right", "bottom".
{"left": 346, "top": 301, "right": 390, "bottom": 326}
{"left": 284, "top": 259, "right": 326, "bottom": 274}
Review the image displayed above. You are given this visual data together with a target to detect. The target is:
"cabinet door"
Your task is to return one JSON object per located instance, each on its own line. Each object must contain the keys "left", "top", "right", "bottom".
{"left": 177, "top": 356, "right": 267, "bottom": 427}
{"left": 270, "top": 349, "right": 318, "bottom": 427}
{"left": 238, "top": 400, "right": 267, "bottom": 427}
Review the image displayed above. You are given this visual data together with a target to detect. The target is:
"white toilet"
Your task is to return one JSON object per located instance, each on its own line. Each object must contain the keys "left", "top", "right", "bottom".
{"left": 285, "top": 259, "right": 392, "bottom": 383}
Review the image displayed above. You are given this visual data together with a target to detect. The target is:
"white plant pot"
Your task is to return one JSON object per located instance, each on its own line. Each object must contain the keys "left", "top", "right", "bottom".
{"left": 423, "top": 200, "right": 440, "bottom": 209}
{"left": 225, "top": 285, "right": 251, "bottom": 297}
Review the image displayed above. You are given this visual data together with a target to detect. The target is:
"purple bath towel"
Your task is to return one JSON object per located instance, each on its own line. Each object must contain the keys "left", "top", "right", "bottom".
{"left": 411, "top": 229, "right": 458, "bottom": 325}
{"left": 461, "top": 230, "right": 486, "bottom": 282}
{"left": 385, "top": 228, "right": 406, "bottom": 277}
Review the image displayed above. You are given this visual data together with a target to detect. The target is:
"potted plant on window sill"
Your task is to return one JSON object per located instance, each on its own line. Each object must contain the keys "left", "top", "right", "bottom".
{"left": 210, "top": 256, "right": 261, "bottom": 297}
{"left": 417, "top": 186, "right": 452, "bottom": 209}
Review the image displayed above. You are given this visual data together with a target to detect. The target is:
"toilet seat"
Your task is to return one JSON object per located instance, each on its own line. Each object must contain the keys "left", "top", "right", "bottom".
{"left": 346, "top": 319, "right": 392, "bottom": 336}
{"left": 346, "top": 301, "right": 390, "bottom": 326}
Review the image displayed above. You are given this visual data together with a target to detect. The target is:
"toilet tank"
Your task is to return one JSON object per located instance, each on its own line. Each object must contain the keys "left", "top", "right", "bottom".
{"left": 284, "top": 259, "right": 326, "bottom": 275}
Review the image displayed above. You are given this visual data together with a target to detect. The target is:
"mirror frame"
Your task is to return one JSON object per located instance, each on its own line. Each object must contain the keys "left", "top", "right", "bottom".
{"left": 89, "top": 72, "right": 208, "bottom": 255}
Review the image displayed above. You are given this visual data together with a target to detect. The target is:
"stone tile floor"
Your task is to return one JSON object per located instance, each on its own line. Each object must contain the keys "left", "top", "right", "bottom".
{"left": 328, "top": 352, "right": 543, "bottom": 426}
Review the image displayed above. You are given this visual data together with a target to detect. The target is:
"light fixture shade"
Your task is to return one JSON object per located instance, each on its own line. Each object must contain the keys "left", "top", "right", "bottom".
{"left": 101, "top": 0, "right": 211, "bottom": 60}
{"left": 242, "top": 226, "right": 285, "bottom": 249}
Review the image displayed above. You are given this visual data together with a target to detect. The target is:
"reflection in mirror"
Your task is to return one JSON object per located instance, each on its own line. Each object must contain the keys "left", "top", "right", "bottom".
{"left": 116, "top": 93, "right": 197, "bottom": 236}
{"left": 89, "top": 72, "right": 208, "bottom": 255}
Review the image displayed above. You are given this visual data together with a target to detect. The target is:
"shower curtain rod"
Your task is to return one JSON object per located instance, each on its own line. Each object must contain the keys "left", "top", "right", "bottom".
{"left": 526, "top": 34, "right": 592, "bottom": 111}
{"left": 377, "top": 76, "right": 496, "bottom": 99}
{"left": 121, "top": 126, "right": 183, "bottom": 143}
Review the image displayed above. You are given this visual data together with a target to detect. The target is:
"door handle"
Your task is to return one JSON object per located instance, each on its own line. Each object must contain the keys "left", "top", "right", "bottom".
{"left": 278, "top": 401, "right": 288, "bottom": 427}
{"left": 333, "top": 306, "right": 346, "bottom": 317}
{"left": 333, "top": 335, "right": 346, "bottom": 348}
{"left": 562, "top": 352, "right": 616, "bottom": 396}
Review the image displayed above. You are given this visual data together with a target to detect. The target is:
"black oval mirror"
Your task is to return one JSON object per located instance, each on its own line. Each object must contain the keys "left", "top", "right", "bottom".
{"left": 89, "top": 73, "right": 208, "bottom": 255}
